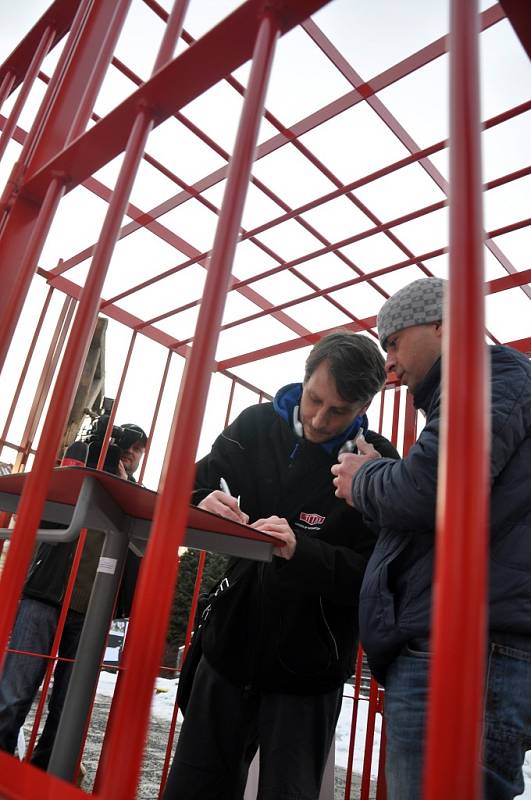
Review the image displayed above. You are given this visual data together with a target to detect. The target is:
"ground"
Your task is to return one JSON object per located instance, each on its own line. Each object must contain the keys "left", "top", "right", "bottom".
{"left": 26, "top": 690, "right": 377, "bottom": 798}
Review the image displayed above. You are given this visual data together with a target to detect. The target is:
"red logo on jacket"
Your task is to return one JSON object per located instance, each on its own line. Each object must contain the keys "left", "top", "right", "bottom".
{"left": 299, "top": 511, "right": 326, "bottom": 526}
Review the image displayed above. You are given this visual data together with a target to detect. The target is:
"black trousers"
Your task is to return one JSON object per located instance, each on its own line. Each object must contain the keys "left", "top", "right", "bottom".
{"left": 163, "top": 656, "right": 342, "bottom": 800}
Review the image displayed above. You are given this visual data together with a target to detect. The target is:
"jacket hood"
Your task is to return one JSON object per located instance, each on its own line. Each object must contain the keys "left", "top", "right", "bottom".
{"left": 273, "top": 382, "right": 368, "bottom": 455}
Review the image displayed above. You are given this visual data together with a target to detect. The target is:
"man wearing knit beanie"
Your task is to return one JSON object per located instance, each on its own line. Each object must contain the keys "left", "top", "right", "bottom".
{"left": 332, "top": 276, "right": 531, "bottom": 800}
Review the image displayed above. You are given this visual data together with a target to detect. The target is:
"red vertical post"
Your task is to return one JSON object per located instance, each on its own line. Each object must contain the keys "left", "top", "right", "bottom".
{"left": 138, "top": 349, "right": 173, "bottom": 485}
{"left": 360, "top": 677, "right": 379, "bottom": 800}
{"left": 424, "top": 1, "right": 489, "bottom": 798}
{"left": 0, "top": 287, "right": 54, "bottom": 450}
{"left": 402, "top": 391, "right": 417, "bottom": 455}
{"left": 0, "top": 0, "right": 132, "bottom": 372}
{"left": 156, "top": 549, "right": 207, "bottom": 799}
{"left": 94, "top": 331, "right": 137, "bottom": 471}
{"left": 343, "top": 644, "right": 364, "bottom": 800}
{"left": 24, "top": 528, "right": 89, "bottom": 760}
{"left": 0, "top": 26, "right": 55, "bottom": 164}
{"left": 96, "top": 13, "right": 280, "bottom": 799}
{"left": 378, "top": 386, "right": 386, "bottom": 434}
{"left": 390, "top": 386, "right": 400, "bottom": 448}
{"left": 224, "top": 378, "right": 236, "bottom": 427}
{"left": 0, "top": 72, "right": 16, "bottom": 112}
{"left": 14, "top": 295, "right": 76, "bottom": 472}
{"left": 0, "top": 0, "right": 135, "bottom": 675}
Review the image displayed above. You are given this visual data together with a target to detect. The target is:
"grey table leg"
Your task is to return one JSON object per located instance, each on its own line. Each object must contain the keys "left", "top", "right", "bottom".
{"left": 48, "top": 479, "right": 127, "bottom": 782}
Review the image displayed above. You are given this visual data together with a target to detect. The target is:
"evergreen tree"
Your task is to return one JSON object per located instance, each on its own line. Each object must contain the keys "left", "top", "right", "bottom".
{"left": 161, "top": 549, "right": 228, "bottom": 675}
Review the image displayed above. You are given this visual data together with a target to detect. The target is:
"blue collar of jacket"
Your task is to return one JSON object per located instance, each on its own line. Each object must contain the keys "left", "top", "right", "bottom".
{"left": 273, "top": 382, "right": 367, "bottom": 455}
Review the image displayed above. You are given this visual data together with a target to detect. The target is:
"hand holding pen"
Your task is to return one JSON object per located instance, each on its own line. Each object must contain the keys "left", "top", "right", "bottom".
{"left": 197, "top": 478, "right": 249, "bottom": 525}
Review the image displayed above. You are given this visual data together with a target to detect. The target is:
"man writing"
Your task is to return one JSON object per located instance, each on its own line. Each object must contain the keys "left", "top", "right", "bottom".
{"left": 0, "top": 420, "right": 147, "bottom": 771}
{"left": 332, "top": 277, "right": 531, "bottom": 800}
{"left": 163, "top": 331, "right": 399, "bottom": 800}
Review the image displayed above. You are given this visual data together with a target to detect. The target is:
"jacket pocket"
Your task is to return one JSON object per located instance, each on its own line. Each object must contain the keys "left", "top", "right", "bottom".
{"left": 276, "top": 597, "right": 336, "bottom": 678}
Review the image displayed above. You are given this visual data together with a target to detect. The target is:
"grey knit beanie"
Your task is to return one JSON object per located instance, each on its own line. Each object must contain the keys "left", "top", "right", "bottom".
{"left": 377, "top": 277, "right": 446, "bottom": 351}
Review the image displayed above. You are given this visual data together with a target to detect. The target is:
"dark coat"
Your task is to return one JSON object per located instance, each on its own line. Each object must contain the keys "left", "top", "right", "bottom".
{"left": 194, "top": 399, "right": 399, "bottom": 695}
{"left": 355, "top": 346, "right": 531, "bottom": 685}
{"left": 23, "top": 474, "right": 139, "bottom": 617}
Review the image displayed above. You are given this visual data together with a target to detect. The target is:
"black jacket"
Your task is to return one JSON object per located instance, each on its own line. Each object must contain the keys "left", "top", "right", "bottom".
{"left": 355, "top": 346, "right": 531, "bottom": 684}
{"left": 23, "top": 473, "right": 139, "bottom": 617}
{"left": 194, "top": 398, "right": 399, "bottom": 695}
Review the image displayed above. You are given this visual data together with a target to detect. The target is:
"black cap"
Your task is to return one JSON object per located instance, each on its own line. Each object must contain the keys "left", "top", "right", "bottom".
{"left": 120, "top": 424, "right": 147, "bottom": 448}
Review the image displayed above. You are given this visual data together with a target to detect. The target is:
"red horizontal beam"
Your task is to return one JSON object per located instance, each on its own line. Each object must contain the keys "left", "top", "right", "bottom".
{"left": 499, "top": 0, "right": 531, "bottom": 59}
{"left": 0, "top": 749, "right": 84, "bottom": 800}
{"left": 505, "top": 336, "right": 531, "bottom": 356}
{"left": 217, "top": 266, "right": 531, "bottom": 369}
{"left": 35, "top": 269, "right": 271, "bottom": 399}
{"left": 485, "top": 267, "right": 531, "bottom": 293}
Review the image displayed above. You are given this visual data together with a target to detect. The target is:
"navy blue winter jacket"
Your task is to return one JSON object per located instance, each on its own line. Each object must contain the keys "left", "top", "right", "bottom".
{"left": 353, "top": 346, "right": 531, "bottom": 685}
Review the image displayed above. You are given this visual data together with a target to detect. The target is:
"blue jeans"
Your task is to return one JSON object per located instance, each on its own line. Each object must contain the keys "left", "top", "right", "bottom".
{"left": 384, "top": 633, "right": 531, "bottom": 800}
{"left": 0, "top": 597, "right": 85, "bottom": 769}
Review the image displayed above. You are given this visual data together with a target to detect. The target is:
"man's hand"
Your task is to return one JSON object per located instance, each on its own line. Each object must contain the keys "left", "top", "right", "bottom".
{"left": 331, "top": 434, "right": 382, "bottom": 506}
{"left": 198, "top": 490, "right": 249, "bottom": 525}
{"left": 251, "top": 516, "right": 296, "bottom": 560}
{"left": 117, "top": 460, "right": 128, "bottom": 480}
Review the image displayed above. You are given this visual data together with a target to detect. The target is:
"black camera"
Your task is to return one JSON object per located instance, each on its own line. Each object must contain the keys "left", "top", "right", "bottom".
{"left": 83, "top": 415, "right": 146, "bottom": 474}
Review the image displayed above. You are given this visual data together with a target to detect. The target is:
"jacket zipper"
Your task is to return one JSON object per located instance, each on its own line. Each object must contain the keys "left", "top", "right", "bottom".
{"left": 320, "top": 597, "right": 339, "bottom": 660}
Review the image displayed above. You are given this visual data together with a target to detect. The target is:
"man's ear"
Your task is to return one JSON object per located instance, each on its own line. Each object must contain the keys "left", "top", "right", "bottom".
{"left": 358, "top": 401, "right": 370, "bottom": 417}
{"left": 434, "top": 321, "right": 443, "bottom": 339}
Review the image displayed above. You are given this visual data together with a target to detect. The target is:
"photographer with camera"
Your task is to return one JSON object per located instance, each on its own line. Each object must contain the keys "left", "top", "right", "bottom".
{"left": 0, "top": 417, "right": 147, "bottom": 772}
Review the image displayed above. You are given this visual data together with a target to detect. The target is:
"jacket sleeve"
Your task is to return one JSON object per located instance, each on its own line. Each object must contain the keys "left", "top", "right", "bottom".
{"left": 490, "top": 350, "right": 531, "bottom": 482}
{"left": 352, "top": 350, "right": 531, "bottom": 534}
{"left": 191, "top": 408, "right": 254, "bottom": 506}
{"left": 352, "top": 396, "right": 440, "bottom": 533}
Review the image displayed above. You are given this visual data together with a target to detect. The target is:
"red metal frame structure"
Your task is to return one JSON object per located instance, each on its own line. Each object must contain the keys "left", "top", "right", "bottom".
{"left": 0, "top": 0, "right": 529, "bottom": 797}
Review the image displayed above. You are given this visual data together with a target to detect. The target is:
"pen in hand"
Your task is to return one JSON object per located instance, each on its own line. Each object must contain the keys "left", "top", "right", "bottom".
{"left": 219, "top": 477, "right": 241, "bottom": 509}
{"left": 218, "top": 477, "right": 246, "bottom": 524}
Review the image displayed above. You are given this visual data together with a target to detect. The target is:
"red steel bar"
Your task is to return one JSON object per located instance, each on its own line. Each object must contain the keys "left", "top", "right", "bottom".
{"left": 0, "top": 119, "right": 155, "bottom": 662}
{"left": 343, "top": 645, "right": 364, "bottom": 799}
{"left": 96, "top": 13, "right": 282, "bottom": 798}
{"left": 402, "top": 392, "right": 418, "bottom": 456}
{"left": 224, "top": 379, "right": 236, "bottom": 428}
{"left": 24, "top": 528, "right": 89, "bottom": 760}
{"left": 21, "top": 0, "right": 332, "bottom": 207}
{"left": 0, "top": 72, "right": 16, "bottom": 112}
{"left": 94, "top": 331, "right": 137, "bottom": 472}
{"left": 424, "top": 0, "right": 489, "bottom": 797}
{"left": 0, "top": 0, "right": 79, "bottom": 95}
{"left": 138, "top": 349, "right": 173, "bottom": 485}
{"left": 360, "top": 678, "right": 380, "bottom": 800}
{"left": 0, "top": 0, "right": 94, "bottom": 230}
{"left": 156, "top": 549, "right": 207, "bottom": 799}
{"left": 375, "top": 714, "right": 387, "bottom": 800}
{"left": 0, "top": 287, "right": 54, "bottom": 450}
{"left": 14, "top": 295, "right": 76, "bottom": 473}
{"left": 0, "top": 0, "right": 136, "bottom": 677}
{"left": 0, "top": 0, "right": 132, "bottom": 373}
{"left": 0, "top": 26, "right": 55, "bottom": 165}
{"left": 390, "top": 387, "right": 401, "bottom": 449}
{"left": 303, "top": 14, "right": 525, "bottom": 302}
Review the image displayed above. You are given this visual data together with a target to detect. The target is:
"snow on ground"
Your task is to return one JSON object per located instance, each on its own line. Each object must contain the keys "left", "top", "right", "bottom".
{"left": 97, "top": 670, "right": 531, "bottom": 796}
